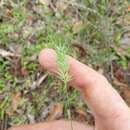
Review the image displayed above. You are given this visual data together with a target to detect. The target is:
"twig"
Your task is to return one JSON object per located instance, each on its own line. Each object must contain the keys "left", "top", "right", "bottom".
{"left": 0, "top": 49, "right": 21, "bottom": 57}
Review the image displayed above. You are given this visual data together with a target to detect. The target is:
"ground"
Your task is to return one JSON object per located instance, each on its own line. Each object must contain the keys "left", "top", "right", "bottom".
{"left": 0, "top": 0, "right": 130, "bottom": 129}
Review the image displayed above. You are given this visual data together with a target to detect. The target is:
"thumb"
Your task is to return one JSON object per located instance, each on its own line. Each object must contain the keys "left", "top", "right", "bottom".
{"left": 39, "top": 48, "right": 103, "bottom": 90}
{"left": 39, "top": 48, "right": 130, "bottom": 130}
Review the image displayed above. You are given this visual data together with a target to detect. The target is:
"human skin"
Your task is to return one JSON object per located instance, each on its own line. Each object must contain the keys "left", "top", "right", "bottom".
{"left": 9, "top": 48, "right": 130, "bottom": 130}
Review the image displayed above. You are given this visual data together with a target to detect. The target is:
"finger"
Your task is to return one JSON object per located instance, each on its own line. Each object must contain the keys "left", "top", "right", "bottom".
{"left": 39, "top": 48, "right": 104, "bottom": 90}
{"left": 9, "top": 120, "right": 94, "bottom": 130}
{"left": 39, "top": 48, "right": 130, "bottom": 130}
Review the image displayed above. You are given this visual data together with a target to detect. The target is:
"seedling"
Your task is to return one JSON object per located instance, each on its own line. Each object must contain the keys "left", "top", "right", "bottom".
{"left": 45, "top": 30, "right": 75, "bottom": 129}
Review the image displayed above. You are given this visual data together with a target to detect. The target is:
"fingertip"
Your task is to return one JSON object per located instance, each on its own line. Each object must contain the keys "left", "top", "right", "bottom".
{"left": 39, "top": 48, "right": 54, "bottom": 65}
{"left": 39, "top": 48, "right": 57, "bottom": 72}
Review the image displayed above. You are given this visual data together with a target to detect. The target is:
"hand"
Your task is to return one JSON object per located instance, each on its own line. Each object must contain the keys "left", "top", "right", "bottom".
{"left": 9, "top": 48, "right": 130, "bottom": 130}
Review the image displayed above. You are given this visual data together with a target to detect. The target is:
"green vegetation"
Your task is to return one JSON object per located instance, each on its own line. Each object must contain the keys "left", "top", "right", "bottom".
{"left": 0, "top": 0, "right": 130, "bottom": 128}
